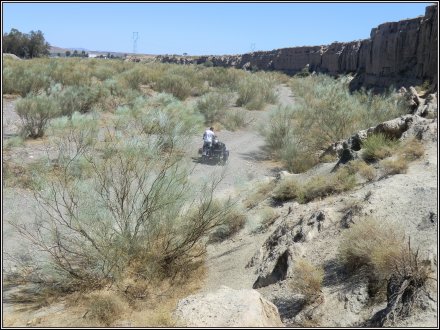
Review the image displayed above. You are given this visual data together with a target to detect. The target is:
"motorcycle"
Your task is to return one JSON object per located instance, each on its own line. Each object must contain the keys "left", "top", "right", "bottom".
{"left": 198, "top": 138, "right": 229, "bottom": 165}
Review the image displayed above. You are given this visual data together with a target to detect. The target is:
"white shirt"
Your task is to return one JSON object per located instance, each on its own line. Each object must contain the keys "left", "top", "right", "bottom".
{"left": 203, "top": 129, "right": 215, "bottom": 143}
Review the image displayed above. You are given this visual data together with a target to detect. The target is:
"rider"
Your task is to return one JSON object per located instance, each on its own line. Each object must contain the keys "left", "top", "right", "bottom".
{"left": 202, "top": 127, "right": 215, "bottom": 155}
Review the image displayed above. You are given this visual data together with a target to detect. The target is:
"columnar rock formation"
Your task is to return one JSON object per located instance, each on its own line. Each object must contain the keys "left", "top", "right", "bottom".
{"left": 156, "top": 4, "right": 437, "bottom": 90}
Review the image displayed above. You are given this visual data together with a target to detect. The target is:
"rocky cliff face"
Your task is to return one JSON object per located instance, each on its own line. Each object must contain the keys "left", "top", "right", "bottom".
{"left": 156, "top": 4, "right": 437, "bottom": 91}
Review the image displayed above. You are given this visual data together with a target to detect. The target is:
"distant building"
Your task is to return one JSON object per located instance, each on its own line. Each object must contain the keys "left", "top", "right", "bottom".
{"left": 88, "top": 53, "right": 108, "bottom": 59}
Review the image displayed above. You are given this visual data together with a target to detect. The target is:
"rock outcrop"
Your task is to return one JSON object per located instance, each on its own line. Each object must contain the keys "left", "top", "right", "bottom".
{"left": 157, "top": 4, "right": 437, "bottom": 91}
{"left": 174, "top": 286, "right": 284, "bottom": 327}
{"left": 248, "top": 210, "right": 329, "bottom": 289}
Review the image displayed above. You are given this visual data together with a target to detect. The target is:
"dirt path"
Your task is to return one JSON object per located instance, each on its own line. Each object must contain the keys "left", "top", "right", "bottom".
{"left": 194, "top": 84, "right": 295, "bottom": 293}
{"left": 187, "top": 84, "right": 294, "bottom": 194}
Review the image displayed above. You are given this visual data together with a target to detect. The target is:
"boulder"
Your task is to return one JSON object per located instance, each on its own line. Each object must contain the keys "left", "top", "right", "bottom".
{"left": 174, "top": 286, "right": 284, "bottom": 327}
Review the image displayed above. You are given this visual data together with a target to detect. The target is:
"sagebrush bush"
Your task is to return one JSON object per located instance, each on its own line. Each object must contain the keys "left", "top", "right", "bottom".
{"left": 272, "top": 178, "right": 303, "bottom": 202}
{"left": 154, "top": 74, "right": 192, "bottom": 100}
{"left": 15, "top": 93, "right": 60, "bottom": 138}
{"left": 55, "top": 85, "right": 103, "bottom": 117}
{"left": 260, "top": 105, "right": 296, "bottom": 151}
{"left": 290, "top": 258, "right": 324, "bottom": 302}
{"left": 361, "top": 133, "right": 399, "bottom": 162}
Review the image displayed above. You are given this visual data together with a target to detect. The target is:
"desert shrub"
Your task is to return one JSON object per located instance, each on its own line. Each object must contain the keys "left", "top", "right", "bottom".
{"left": 258, "top": 207, "right": 279, "bottom": 229}
{"left": 209, "top": 202, "right": 247, "bottom": 242}
{"left": 300, "top": 168, "right": 356, "bottom": 203}
{"left": 338, "top": 217, "right": 432, "bottom": 304}
{"left": 339, "top": 218, "right": 406, "bottom": 290}
{"left": 272, "top": 178, "right": 303, "bottom": 202}
{"left": 154, "top": 74, "right": 192, "bottom": 100}
{"left": 260, "top": 105, "right": 296, "bottom": 151}
{"left": 266, "top": 75, "right": 408, "bottom": 173}
{"left": 222, "top": 108, "right": 249, "bottom": 131}
{"left": 236, "top": 73, "right": 277, "bottom": 110}
{"left": 117, "top": 66, "right": 149, "bottom": 91}
{"left": 9, "top": 108, "right": 231, "bottom": 293}
{"left": 273, "top": 168, "right": 356, "bottom": 203}
{"left": 380, "top": 157, "right": 408, "bottom": 175}
{"left": 2, "top": 61, "right": 51, "bottom": 96}
{"left": 244, "top": 181, "right": 275, "bottom": 209}
{"left": 203, "top": 60, "right": 214, "bottom": 67}
{"left": 361, "top": 133, "right": 399, "bottom": 162}
{"left": 398, "top": 138, "right": 425, "bottom": 161}
{"left": 201, "top": 67, "right": 245, "bottom": 90}
{"left": 55, "top": 85, "right": 103, "bottom": 117}
{"left": 87, "top": 291, "right": 125, "bottom": 326}
{"left": 281, "top": 142, "right": 319, "bottom": 174}
{"left": 196, "top": 92, "right": 232, "bottom": 124}
{"left": 290, "top": 258, "right": 324, "bottom": 302}
{"left": 347, "top": 159, "right": 376, "bottom": 181}
{"left": 3, "top": 136, "right": 24, "bottom": 149}
{"left": 15, "top": 93, "right": 60, "bottom": 138}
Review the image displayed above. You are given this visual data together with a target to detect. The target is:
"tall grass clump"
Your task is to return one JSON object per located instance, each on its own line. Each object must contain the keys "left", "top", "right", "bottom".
{"left": 273, "top": 168, "right": 356, "bottom": 203}
{"left": 260, "top": 104, "right": 320, "bottom": 173}
{"left": 290, "top": 258, "right": 324, "bottom": 303}
{"left": 361, "top": 133, "right": 399, "bottom": 162}
{"left": 15, "top": 93, "right": 60, "bottom": 138}
{"left": 338, "top": 217, "right": 431, "bottom": 301}
{"left": 398, "top": 138, "right": 425, "bottom": 161}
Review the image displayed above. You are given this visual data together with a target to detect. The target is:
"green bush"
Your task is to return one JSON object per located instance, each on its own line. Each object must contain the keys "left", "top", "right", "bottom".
{"left": 196, "top": 92, "right": 231, "bottom": 124}
{"left": 260, "top": 75, "right": 408, "bottom": 173}
{"left": 56, "top": 85, "right": 103, "bottom": 117}
{"left": 9, "top": 105, "right": 231, "bottom": 293}
{"left": 155, "top": 74, "right": 192, "bottom": 100}
{"left": 15, "top": 93, "right": 60, "bottom": 138}
{"left": 273, "top": 168, "right": 356, "bottom": 203}
{"left": 361, "top": 133, "right": 399, "bottom": 162}
{"left": 236, "top": 73, "right": 277, "bottom": 110}
{"left": 222, "top": 109, "right": 249, "bottom": 131}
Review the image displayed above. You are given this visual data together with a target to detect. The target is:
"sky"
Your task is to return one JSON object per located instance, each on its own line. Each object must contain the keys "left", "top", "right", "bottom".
{"left": 2, "top": 2, "right": 433, "bottom": 56}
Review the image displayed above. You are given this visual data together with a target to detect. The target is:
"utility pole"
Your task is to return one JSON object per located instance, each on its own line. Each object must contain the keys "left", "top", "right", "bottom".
{"left": 133, "top": 32, "right": 139, "bottom": 54}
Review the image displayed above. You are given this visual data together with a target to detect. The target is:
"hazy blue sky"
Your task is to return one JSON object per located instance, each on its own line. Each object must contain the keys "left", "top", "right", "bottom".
{"left": 2, "top": 2, "right": 432, "bottom": 55}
